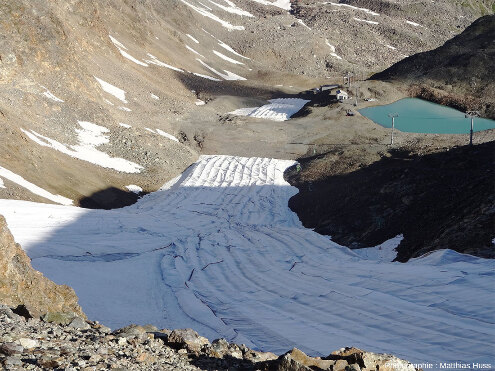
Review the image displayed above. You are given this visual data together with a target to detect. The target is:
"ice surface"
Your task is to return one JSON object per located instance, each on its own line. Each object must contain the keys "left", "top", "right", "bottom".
{"left": 230, "top": 98, "right": 310, "bottom": 121}
{"left": 1, "top": 155, "right": 493, "bottom": 365}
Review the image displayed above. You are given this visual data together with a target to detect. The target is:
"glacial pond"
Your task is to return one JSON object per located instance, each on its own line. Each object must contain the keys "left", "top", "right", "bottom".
{"left": 359, "top": 98, "right": 495, "bottom": 134}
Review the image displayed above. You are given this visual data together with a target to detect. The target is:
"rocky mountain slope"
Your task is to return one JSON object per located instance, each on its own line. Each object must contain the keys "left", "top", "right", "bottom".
{"left": 287, "top": 141, "right": 495, "bottom": 262}
{"left": 0, "top": 0, "right": 491, "bottom": 206}
{"left": 0, "top": 305, "right": 420, "bottom": 370}
{"left": 0, "top": 2, "right": 494, "bottom": 369}
{"left": 372, "top": 15, "right": 495, "bottom": 118}
{"left": 0, "top": 215, "right": 83, "bottom": 319}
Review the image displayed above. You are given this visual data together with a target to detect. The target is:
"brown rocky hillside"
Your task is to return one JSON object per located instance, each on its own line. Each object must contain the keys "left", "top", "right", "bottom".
{"left": 0, "top": 215, "right": 83, "bottom": 318}
{"left": 372, "top": 15, "right": 495, "bottom": 118}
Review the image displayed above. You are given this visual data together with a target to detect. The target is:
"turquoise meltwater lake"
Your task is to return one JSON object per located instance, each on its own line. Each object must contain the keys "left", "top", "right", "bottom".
{"left": 359, "top": 98, "right": 495, "bottom": 134}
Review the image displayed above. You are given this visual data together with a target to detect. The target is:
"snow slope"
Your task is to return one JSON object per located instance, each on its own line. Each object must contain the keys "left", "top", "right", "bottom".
{"left": 0, "top": 155, "right": 493, "bottom": 365}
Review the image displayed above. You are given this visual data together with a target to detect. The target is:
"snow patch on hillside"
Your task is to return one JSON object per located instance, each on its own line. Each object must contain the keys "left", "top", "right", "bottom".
{"left": 186, "top": 34, "right": 200, "bottom": 44}
{"left": 406, "top": 20, "right": 421, "bottom": 27}
{"left": 353, "top": 17, "right": 379, "bottom": 25}
{"left": 249, "top": 0, "right": 291, "bottom": 10}
{"left": 192, "top": 72, "right": 222, "bottom": 81}
{"left": 125, "top": 185, "right": 143, "bottom": 194}
{"left": 186, "top": 45, "right": 205, "bottom": 58}
{"left": 40, "top": 86, "right": 64, "bottom": 103}
{"left": 325, "top": 40, "right": 343, "bottom": 60}
{"left": 297, "top": 19, "right": 311, "bottom": 30}
{"left": 109, "top": 35, "right": 148, "bottom": 67}
{"left": 0, "top": 166, "right": 72, "bottom": 205}
{"left": 218, "top": 41, "right": 250, "bottom": 60}
{"left": 197, "top": 59, "right": 246, "bottom": 80}
{"left": 207, "top": 0, "right": 254, "bottom": 17}
{"left": 323, "top": 2, "right": 379, "bottom": 16}
{"left": 145, "top": 54, "right": 183, "bottom": 72}
{"left": 21, "top": 122, "right": 143, "bottom": 173}
{"left": 179, "top": 0, "right": 245, "bottom": 30}
{"left": 94, "top": 77, "right": 127, "bottom": 103}
{"left": 213, "top": 50, "right": 244, "bottom": 64}
{"left": 145, "top": 128, "right": 180, "bottom": 142}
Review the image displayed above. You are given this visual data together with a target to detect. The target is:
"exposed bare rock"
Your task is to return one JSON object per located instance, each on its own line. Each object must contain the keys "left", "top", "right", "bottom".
{"left": 329, "top": 347, "right": 417, "bottom": 371}
{"left": 373, "top": 15, "right": 495, "bottom": 119}
{"left": 277, "top": 348, "right": 335, "bottom": 370}
{"left": 0, "top": 307, "right": 421, "bottom": 370}
{"left": 0, "top": 215, "right": 84, "bottom": 318}
{"left": 167, "top": 328, "right": 210, "bottom": 353}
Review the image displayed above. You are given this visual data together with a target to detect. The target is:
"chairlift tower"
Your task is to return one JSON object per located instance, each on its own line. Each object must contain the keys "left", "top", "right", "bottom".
{"left": 465, "top": 111, "right": 480, "bottom": 146}
{"left": 388, "top": 113, "right": 398, "bottom": 145}
{"left": 343, "top": 72, "right": 353, "bottom": 89}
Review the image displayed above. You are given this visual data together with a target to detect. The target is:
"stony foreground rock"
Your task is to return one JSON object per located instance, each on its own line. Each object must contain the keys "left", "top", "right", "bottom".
{"left": 0, "top": 304, "right": 420, "bottom": 371}
{"left": 0, "top": 216, "right": 84, "bottom": 319}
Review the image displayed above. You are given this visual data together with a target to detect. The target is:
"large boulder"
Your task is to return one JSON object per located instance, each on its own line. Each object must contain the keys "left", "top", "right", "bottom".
{"left": 329, "top": 347, "right": 418, "bottom": 371}
{"left": 167, "top": 328, "right": 210, "bottom": 352}
{"left": 0, "top": 215, "right": 84, "bottom": 318}
{"left": 276, "top": 348, "right": 336, "bottom": 370}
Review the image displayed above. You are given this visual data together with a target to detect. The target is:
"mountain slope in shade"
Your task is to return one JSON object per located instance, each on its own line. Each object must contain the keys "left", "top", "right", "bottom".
{"left": 372, "top": 15, "right": 495, "bottom": 118}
